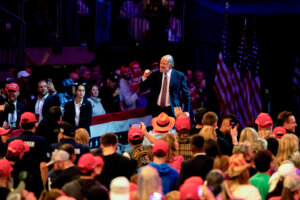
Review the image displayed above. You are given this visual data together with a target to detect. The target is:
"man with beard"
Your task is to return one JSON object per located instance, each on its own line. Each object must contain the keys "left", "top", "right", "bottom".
{"left": 28, "top": 80, "right": 60, "bottom": 123}
{"left": 119, "top": 66, "right": 139, "bottom": 110}
{"left": 0, "top": 83, "right": 25, "bottom": 129}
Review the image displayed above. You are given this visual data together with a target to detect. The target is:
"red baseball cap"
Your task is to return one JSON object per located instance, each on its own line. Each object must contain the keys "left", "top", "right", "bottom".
{"left": 0, "top": 128, "right": 11, "bottom": 136}
{"left": 0, "top": 159, "right": 13, "bottom": 177}
{"left": 7, "top": 83, "right": 19, "bottom": 91}
{"left": 128, "top": 126, "right": 143, "bottom": 141}
{"left": 179, "top": 183, "right": 200, "bottom": 200}
{"left": 77, "top": 153, "right": 97, "bottom": 173}
{"left": 152, "top": 140, "right": 169, "bottom": 156}
{"left": 255, "top": 113, "right": 273, "bottom": 128}
{"left": 175, "top": 116, "right": 191, "bottom": 133}
{"left": 7, "top": 139, "right": 30, "bottom": 157}
{"left": 273, "top": 127, "right": 287, "bottom": 139}
{"left": 20, "top": 112, "right": 38, "bottom": 124}
{"left": 183, "top": 176, "right": 204, "bottom": 186}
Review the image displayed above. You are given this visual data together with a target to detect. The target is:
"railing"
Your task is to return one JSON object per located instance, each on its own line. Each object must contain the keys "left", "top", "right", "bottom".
{"left": 17, "top": 0, "right": 185, "bottom": 48}
{"left": 0, "top": 6, "right": 25, "bottom": 68}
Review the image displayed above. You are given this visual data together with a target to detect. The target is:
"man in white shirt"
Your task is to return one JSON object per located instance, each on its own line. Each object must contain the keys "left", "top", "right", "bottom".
{"left": 29, "top": 80, "right": 60, "bottom": 123}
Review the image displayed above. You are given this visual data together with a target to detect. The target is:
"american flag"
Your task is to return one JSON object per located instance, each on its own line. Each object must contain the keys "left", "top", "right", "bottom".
{"left": 214, "top": 21, "right": 262, "bottom": 128}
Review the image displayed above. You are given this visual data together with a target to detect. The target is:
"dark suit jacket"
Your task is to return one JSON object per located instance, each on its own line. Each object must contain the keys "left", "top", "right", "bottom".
{"left": 28, "top": 94, "right": 60, "bottom": 119}
{"left": 176, "top": 154, "right": 214, "bottom": 188}
{"left": 1, "top": 101, "right": 26, "bottom": 128}
{"left": 140, "top": 69, "right": 191, "bottom": 116}
{"left": 63, "top": 99, "right": 92, "bottom": 133}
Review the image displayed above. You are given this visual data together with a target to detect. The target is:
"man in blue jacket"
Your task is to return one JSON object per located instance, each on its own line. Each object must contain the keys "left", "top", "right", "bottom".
{"left": 139, "top": 140, "right": 178, "bottom": 195}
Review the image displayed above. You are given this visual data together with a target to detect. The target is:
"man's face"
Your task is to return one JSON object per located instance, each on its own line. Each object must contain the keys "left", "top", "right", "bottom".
{"left": 107, "top": 79, "right": 117, "bottom": 89}
{"left": 132, "top": 64, "right": 141, "bottom": 75}
{"left": 160, "top": 57, "right": 172, "bottom": 73}
{"left": 37, "top": 81, "right": 48, "bottom": 96}
{"left": 186, "top": 70, "right": 193, "bottom": 82}
{"left": 8, "top": 90, "right": 19, "bottom": 102}
{"left": 284, "top": 115, "right": 297, "bottom": 133}
{"left": 220, "top": 118, "right": 231, "bottom": 134}
{"left": 121, "top": 68, "right": 132, "bottom": 80}
{"left": 195, "top": 71, "right": 204, "bottom": 82}
{"left": 82, "top": 71, "right": 91, "bottom": 80}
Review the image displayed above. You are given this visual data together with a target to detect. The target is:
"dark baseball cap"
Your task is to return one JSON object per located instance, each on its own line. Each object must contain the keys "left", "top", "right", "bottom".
{"left": 107, "top": 72, "right": 119, "bottom": 83}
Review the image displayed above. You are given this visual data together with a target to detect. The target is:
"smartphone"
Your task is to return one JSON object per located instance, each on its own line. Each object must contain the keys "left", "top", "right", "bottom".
{"left": 230, "top": 120, "right": 237, "bottom": 128}
{"left": 150, "top": 192, "right": 162, "bottom": 200}
{"left": 131, "top": 123, "right": 140, "bottom": 127}
{"left": 197, "top": 186, "right": 203, "bottom": 197}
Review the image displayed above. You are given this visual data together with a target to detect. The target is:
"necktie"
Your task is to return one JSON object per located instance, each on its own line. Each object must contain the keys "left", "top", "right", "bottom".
{"left": 160, "top": 73, "right": 168, "bottom": 108}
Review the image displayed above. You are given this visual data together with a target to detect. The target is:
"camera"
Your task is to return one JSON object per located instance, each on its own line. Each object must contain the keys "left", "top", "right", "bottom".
{"left": 150, "top": 192, "right": 162, "bottom": 200}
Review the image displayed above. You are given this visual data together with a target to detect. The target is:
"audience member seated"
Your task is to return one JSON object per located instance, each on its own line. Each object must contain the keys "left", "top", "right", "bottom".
{"left": 99, "top": 72, "right": 121, "bottom": 113}
{"left": 87, "top": 84, "right": 106, "bottom": 116}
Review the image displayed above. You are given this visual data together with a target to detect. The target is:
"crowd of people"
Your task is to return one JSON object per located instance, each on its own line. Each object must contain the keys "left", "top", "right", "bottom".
{"left": 0, "top": 55, "right": 300, "bottom": 200}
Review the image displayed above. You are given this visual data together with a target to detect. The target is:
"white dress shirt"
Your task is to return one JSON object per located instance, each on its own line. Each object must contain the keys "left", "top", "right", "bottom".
{"left": 74, "top": 99, "right": 83, "bottom": 126}
{"left": 35, "top": 94, "right": 49, "bottom": 122}
{"left": 157, "top": 69, "right": 172, "bottom": 107}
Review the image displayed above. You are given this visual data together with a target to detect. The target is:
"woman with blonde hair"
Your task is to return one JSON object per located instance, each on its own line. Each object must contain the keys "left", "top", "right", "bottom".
{"left": 199, "top": 126, "right": 217, "bottom": 141}
{"left": 75, "top": 128, "right": 90, "bottom": 146}
{"left": 239, "top": 127, "right": 259, "bottom": 144}
{"left": 258, "top": 129, "right": 275, "bottom": 139}
{"left": 274, "top": 134, "right": 299, "bottom": 169}
{"left": 134, "top": 166, "right": 163, "bottom": 200}
{"left": 161, "top": 133, "right": 184, "bottom": 173}
{"left": 225, "top": 154, "right": 261, "bottom": 200}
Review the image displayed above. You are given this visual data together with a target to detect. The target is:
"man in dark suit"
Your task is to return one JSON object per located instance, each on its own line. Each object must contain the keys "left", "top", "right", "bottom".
{"left": 0, "top": 83, "right": 25, "bottom": 129}
{"left": 176, "top": 135, "right": 214, "bottom": 188}
{"left": 140, "top": 54, "right": 191, "bottom": 117}
{"left": 28, "top": 80, "right": 60, "bottom": 123}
